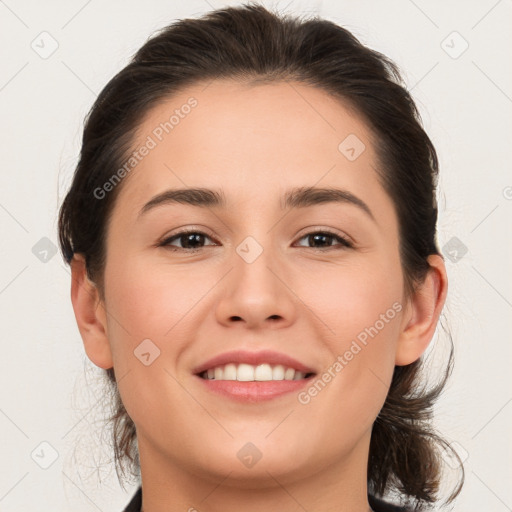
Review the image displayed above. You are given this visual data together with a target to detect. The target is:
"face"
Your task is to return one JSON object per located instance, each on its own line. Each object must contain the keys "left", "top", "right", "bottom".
{"left": 93, "top": 80, "right": 411, "bottom": 485}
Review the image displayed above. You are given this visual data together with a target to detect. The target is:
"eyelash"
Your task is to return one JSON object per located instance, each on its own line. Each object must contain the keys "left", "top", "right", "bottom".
{"left": 158, "top": 229, "right": 354, "bottom": 253}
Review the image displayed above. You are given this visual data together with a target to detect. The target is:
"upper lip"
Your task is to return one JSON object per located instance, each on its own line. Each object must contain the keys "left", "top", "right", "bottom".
{"left": 192, "top": 349, "right": 317, "bottom": 375}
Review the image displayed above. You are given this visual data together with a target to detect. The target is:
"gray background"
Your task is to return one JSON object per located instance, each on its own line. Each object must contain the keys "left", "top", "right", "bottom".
{"left": 0, "top": 0, "right": 511, "bottom": 510}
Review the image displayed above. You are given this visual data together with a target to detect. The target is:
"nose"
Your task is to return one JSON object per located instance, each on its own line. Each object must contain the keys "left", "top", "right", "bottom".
{"left": 215, "top": 238, "right": 298, "bottom": 330}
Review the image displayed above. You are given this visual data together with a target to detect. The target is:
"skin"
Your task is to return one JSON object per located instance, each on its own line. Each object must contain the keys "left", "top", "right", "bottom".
{"left": 70, "top": 80, "right": 447, "bottom": 512}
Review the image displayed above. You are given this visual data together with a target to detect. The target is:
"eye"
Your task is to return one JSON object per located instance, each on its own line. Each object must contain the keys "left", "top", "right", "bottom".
{"left": 295, "top": 230, "right": 353, "bottom": 250}
{"left": 159, "top": 230, "right": 217, "bottom": 252}
{"left": 158, "top": 228, "right": 353, "bottom": 253}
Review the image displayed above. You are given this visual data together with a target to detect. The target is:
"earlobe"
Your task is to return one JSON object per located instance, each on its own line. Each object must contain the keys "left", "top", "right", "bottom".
{"left": 395, "top": 254, "right": 448, "bottom": 366}
{"left": 70, "top": 255, "right": 114, "bottom": 370}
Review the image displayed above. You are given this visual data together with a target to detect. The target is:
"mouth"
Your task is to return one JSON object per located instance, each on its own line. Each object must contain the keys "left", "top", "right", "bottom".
{"left": 197, "top": 363, "right": 316, "bottom": 382}
{"left": 192, "top": 349, "right": 317, "bottom": 402}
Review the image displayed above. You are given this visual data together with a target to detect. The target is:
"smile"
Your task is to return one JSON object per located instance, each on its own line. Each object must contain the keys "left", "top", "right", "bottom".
{"left": 199, "top": 363, "right": 315, "bottom": 381}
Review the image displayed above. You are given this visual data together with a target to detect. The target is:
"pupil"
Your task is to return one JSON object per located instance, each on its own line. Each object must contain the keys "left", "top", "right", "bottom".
{"left": 184, "top": 233, "right": 203, "bottom": 249}
{"left": 311, "top": 234, "right": 330, "bottom": 247}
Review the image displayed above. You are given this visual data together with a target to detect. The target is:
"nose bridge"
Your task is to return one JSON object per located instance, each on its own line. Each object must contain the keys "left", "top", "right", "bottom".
{"left": 215, "top": 230, "right": 297, "bottom": 327}
{"left": 233, "top": 232, "right": 282, "bottom": 297}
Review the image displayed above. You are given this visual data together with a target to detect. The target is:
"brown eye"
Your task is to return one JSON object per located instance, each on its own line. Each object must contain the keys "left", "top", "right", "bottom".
{"left": 295, "top": 231, "right": 353, "bottom": 250}
{"left": 159, "top": 229, "right": 353, "bottom": 253}
{"left": 160, "top": 230, "right": 217, "bottom": 252}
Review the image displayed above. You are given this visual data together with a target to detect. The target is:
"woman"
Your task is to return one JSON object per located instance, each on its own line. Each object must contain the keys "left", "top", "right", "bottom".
{"left": 58, "top": 4, "right": 464, "bottom": 511}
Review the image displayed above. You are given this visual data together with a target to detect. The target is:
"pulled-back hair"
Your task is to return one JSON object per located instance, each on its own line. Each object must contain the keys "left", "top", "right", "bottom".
{"left": 58, "top": 4, "right": 464, "bottom": 509}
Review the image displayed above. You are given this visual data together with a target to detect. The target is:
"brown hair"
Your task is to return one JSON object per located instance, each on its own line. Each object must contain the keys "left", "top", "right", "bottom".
{"left": 58, "top": 3, "right": 464, "bottom": 509}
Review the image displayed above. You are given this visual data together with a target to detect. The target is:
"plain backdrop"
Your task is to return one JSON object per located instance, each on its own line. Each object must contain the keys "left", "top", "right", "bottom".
{"left": 0, "top": 1, "right": 511, "bottom": 511}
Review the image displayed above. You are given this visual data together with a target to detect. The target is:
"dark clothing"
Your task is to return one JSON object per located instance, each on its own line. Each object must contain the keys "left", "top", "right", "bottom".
{"left": 124, "top": 487, "right": 141, "bottom": 512}
{"left": 123, "top": 486, "right": 411, "bottom": 511}
{"left": 368, "top": 494, "right": 411, "bottom": 511}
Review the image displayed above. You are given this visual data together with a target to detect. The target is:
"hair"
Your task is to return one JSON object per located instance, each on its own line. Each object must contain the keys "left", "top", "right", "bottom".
{"left": 58, "top": 3, "right": 465, "bottom": 509}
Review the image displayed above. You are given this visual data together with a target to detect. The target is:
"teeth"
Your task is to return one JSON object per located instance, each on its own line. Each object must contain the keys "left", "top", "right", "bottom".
{"left": 238, "top": 363, "right": 254, "bottom": 381}
{"left": 254, "top": 363, "right": 272, "bottom": 381}
{"left": 285, "top": 367, "right": 295, "bottom": 380}
{"left": 224, "top": 363, "right": 237, "bottom": 380}
{"left": 201, "top": 363, "right": 309, "bottom": 381}
{"left": 272, "top": 364, "right": 285, "bottom": 380}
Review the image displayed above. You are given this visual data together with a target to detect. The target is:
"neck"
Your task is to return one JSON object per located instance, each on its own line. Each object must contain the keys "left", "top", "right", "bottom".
{"left": 137, "top": 431, "right": 374, "bottom": 512}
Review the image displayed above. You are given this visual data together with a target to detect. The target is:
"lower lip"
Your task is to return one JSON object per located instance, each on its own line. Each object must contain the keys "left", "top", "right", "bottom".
{"left": 194, "top": 375, "right": 315, "bottom": 402}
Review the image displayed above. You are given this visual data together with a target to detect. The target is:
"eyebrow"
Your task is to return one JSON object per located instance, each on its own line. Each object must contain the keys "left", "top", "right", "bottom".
{"left": 138, "top": 186, "right": 375, "bottom": 221}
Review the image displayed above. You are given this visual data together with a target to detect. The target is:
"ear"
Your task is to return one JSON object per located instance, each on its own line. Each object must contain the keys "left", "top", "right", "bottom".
{"left": 70, "top": 254, "right": 113, "bottom": 369}
{"left": 395, "top": 254, "right": 448, "bottom": 366}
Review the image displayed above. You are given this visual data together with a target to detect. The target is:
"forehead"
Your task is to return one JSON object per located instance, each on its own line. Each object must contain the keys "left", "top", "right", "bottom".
{"left": 117, "top": 79, "right": 384, "bottom": 213}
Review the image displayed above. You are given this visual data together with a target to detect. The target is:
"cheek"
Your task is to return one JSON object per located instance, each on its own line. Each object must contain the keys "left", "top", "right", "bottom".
{"left": 297, "top": 255, "right": 403, "bottom": 408}
{"left": 298, "top": 253, "right": 404, "bottom": 342}
{"left": 103, "top": 254, "right": 205, "bottom": 341}
{"left": 101, "top": 257, "right": 204, "bottom": 434}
